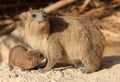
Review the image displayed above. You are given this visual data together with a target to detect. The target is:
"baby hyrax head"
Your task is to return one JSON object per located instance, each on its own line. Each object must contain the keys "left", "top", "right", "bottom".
{"left": 24, "top": 50, "right": 45, "bottom": 69}
{"left": 21, "top": 9, "right": 50, "bottom": 35}
{"left": 9, "top": 45, "right": 45, "bottom": 70}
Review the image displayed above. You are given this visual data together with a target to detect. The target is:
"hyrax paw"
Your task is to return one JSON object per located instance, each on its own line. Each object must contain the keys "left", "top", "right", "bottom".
{"left": 80, "top": 68, "right": 91, "bottom": 74}
{"left": 38, "top": 69, "right": 47, "bottom": 73}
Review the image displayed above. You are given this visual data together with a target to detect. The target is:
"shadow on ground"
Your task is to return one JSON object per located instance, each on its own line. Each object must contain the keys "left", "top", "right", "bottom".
{"left": 101, "top": 56, "right": 120, "bottom": 69}
{"left": 35, "top": 56, "right": 120, "bottom": 71}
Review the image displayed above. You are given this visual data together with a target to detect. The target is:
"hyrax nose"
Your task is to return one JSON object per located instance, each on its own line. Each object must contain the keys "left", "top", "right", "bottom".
{"left": 42, "top": 12, "right": 47, "bottom": 18}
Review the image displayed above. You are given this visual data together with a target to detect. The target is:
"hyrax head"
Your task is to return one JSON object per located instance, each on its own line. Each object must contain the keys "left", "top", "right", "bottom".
{"left": 21, "top": 9, "right": 50, "bottom": 35}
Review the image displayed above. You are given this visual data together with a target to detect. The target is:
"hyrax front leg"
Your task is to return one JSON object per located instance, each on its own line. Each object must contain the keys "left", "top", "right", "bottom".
{"left": 41, "top": 57, "right": 58, "bottom": 72}
{"left": 81, "top": 54, "right": 101, "bottom": 73}
{"left": 40, "top": 54, "right": 62, "bottom": 73}
{"left": 40, "top": 43, "right": 63, "bottom": 73}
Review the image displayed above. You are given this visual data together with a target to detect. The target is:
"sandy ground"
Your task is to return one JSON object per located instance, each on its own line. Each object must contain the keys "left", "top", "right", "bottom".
{"left": 0, "top": 57, "right": 120, "bottom": 82}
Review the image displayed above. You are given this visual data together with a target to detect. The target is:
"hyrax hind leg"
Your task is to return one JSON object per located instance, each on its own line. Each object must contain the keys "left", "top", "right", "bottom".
{"left": 80, "top": 54, "right": 102, "bottom": 73}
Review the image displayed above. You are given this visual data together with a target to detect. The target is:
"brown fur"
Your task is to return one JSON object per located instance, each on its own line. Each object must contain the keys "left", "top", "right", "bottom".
{"left": 9, "top": 45, "right": 44, "bottom": 70}
{"left": 23, "top": 9, "right": 105, "bottom": 73}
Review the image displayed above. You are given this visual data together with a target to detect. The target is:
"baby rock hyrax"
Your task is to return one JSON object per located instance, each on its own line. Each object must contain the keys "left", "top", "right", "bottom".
{"left": 9, "top": 45, "right": 44, "bottom": 70}
{"left": 22, "top": 9, "right": 105, "bottom": 73}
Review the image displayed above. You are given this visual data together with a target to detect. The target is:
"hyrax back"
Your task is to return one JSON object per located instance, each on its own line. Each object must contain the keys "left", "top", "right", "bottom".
{"left": 23, "top": 9, "right": 105, "bottom": 73}
{"left": 9, "top": 45, "right": 44, "bottom": 70}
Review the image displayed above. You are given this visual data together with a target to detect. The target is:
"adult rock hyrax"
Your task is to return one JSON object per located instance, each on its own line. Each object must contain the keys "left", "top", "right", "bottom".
{"left": 22, "top": 9, "right": 105, "bottom": 73}
{"left": 9, "top": 45, "right": 44, "bottom": 70}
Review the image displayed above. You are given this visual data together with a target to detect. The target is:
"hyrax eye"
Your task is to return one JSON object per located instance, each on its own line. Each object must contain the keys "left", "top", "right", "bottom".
{"left": 32, "top": 14, "right": 37, "bottom": 18}
{"left": 28, "top": 57, "right": 33, "bottom": 60}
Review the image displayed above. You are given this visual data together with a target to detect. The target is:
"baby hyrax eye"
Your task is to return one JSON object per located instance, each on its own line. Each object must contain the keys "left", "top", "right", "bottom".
{"left": 38, "top": 54, "right": 43, "bottom": 58}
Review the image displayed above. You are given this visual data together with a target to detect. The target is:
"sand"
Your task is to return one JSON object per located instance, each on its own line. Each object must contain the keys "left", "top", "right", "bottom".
{"left": 0, "top": 58, "right": 120, "bottom": 82}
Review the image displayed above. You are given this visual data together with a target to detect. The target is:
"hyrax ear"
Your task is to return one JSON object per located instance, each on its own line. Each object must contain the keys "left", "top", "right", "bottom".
{"left": 29, "top": 7, "right": 33, "bottom": 11}
{"left": 20, "top": 12, "right": 27, "bottom": 21}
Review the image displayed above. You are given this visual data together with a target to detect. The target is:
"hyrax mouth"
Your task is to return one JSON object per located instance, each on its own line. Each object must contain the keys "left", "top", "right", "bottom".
{"left": 39, "top": 12, "right": 48, "bottom": 23}
{"left": 38, "top": 18, "right": 47, "bottom": 23}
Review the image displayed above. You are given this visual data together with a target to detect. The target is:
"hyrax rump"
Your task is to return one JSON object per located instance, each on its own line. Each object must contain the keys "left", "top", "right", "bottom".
{"left": 9, "top": 45, "right": 44, "bottom": 70}
{"left": 22, "top": 9, "right": 105, "bottom": 73}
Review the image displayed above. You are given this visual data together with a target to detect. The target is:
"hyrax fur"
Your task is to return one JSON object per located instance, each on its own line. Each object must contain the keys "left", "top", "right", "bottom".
{"left": 22, "top": 9, "right": 105, "bottom": 73}
{"left": 9, "top": 45, "right": 44, "bottom": 70}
